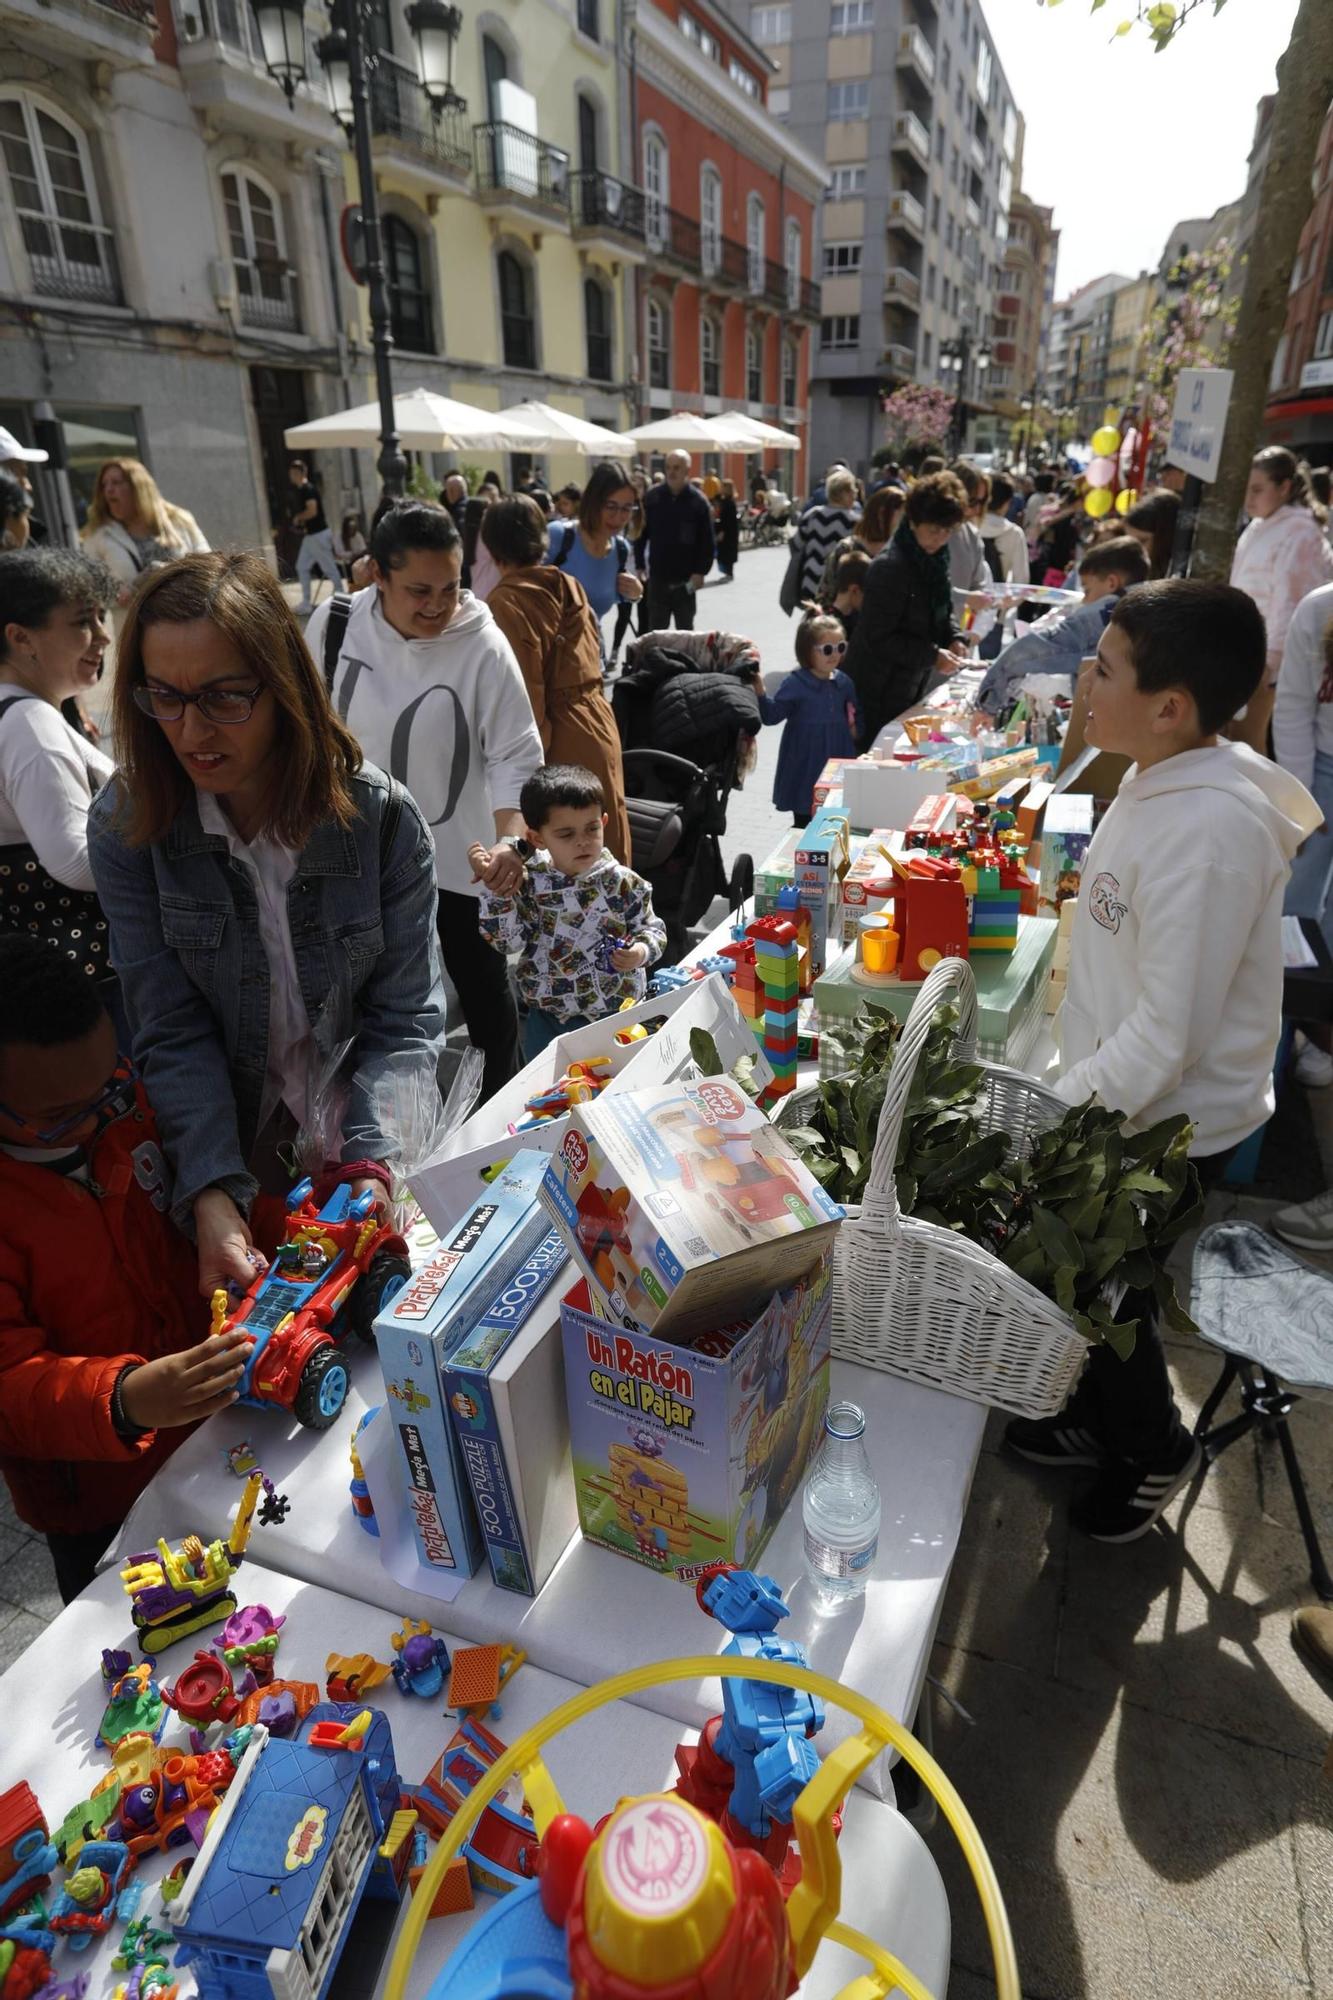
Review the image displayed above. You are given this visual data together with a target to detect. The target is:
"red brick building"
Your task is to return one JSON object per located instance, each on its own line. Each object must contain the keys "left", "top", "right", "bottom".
{"left": 633, "top": 1, "right": 825, "bottom": 488}
{"left": 1264, "top": 102, "right": 1333, "bottom": 463}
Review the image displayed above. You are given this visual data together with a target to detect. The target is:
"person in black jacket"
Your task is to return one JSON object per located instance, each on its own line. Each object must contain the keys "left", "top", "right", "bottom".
{"left": 715, "top": 478, "right": 740, "bottom": 581}
{"left": 634, "top": 452, "right": 715, "bottom": 632}
{"left": 844, "top": 471, "right": 971, "bottom": 752}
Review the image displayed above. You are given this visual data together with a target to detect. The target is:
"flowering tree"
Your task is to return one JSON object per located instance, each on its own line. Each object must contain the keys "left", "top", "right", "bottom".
{"left": 1141, "top": 240, "right": 1240, "bottom": 430}
{"left": 1038, "top": 0, "right": 1224, "bottom": 50}
{"left": 881, "top": 383, "right": 955, "bottom": 456}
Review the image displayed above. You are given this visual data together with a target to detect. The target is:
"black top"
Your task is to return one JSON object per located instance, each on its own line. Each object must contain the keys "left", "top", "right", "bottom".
{"left": 292, "top": 481, "right": 327, "bottom": 534}
{"left": 843, "top": 541, "right": 963, "bottom": 752}
{"left": 634, "top": 482, "right": 715, "bottom": 585}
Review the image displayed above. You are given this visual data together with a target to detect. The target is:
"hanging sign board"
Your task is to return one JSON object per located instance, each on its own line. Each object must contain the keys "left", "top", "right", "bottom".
{"left": 1167, "top": 368, "right": 1233, "bottom": 484}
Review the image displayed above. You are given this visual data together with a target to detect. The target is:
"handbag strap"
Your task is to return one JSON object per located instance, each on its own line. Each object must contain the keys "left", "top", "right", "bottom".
{"left": 862, "top": 955, "right": 979, "bottom": 1226}
{"left": 322, "top": 593, "right": 354, "bottom": 695}
{"left": 0, "top": 694, "right": 36, "bottom": 721}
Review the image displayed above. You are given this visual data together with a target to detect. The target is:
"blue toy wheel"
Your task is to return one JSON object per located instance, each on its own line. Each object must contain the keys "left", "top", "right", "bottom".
{"left": 351, "top": 1249, "right": 413, "bottom": 1344}
{"left": 292, "top": 1346, "right": 350, "bottom": 1429}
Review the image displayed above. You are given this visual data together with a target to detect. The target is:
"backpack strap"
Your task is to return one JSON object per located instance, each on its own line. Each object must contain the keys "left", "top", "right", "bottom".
{"left": 552, "top": 523, "right": 578, "bottom": 568}
{"left": 322, "top": 592, "right": 354, "bottom": 695}
{"left": 0, "top": 695, "right": 35, "bottom": 721}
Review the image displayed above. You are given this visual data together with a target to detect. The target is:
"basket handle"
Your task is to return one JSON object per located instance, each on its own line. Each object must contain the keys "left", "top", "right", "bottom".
{"left": 862, "top": 956, "right": 979, "bottom": 1225}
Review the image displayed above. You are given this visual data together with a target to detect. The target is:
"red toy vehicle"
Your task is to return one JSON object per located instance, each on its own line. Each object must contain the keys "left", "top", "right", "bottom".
{"left": 217, "top": 1178, "right": 411, "bottom": 1431}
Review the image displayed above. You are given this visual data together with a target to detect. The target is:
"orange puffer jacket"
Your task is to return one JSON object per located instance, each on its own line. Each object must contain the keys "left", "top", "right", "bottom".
{"left": 0, "top": 1087, "right": 278, "bottom": 1537}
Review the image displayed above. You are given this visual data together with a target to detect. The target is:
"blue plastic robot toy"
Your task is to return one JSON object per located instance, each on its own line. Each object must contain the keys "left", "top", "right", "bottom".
{"left": 389, "top": 1619, "right": 451, "bottom": 1699}
{"left": 674, "top": 1564, "right": 824, "bottom": 1887}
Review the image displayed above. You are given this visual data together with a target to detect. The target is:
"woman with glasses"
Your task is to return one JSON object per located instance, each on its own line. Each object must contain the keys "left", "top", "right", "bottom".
{"left": 485, "top": 494, "right": 632, "bottom": 862}
{"left": 546, "top": 460, "right": 644, "bottom": 635}
{"left": 87, "top": 550, "right": 446, "bottom": 1301}
{"left": 0, "top": 549, "right": 116, "bottom": 983}
{"left": 753, "top": 606, "right": 862, "bottom": 827}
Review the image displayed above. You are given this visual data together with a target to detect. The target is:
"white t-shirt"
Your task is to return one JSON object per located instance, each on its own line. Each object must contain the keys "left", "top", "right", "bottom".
{"left": 0, "top": 682, "right": 114, "bottom": 890}
{"left": 196, "top": 790, "right": 316, "bottom": 1138}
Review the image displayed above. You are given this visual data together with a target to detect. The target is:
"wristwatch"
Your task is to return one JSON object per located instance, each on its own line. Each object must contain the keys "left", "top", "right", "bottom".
{"left": 501, "top": 835, "right": 534, "bottom": 860}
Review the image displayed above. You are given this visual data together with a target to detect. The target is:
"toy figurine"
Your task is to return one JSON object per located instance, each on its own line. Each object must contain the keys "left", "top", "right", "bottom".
{"left": 349, "top": 1408, "right": 380, "bottom": 1536}
{"left": 120, "top": 1470, "right": 262, "bottom": 1657}
{"left": 325, "top": 1653, "right": 393, "bottom": 1703}
{"left": 673, "top": 1564, "right": 827, "bottom": 1891}
{"left": 161, "top": 1652, "right": 255, "bottom": 1732}
{"left": 221, "top": 1441, "right": 258, "bottom": 1478}
{"left": 212, "top": 1177, "right": 412, "bottom": 1431}
{"left": 96, "top": 1664, "right": 167, "bottom": 1752}
{"left": 214, "top": 1603, "right": 285, "bottom": 1685}
{"left": 390, "top": 1619, "right": 450, "bottom": 1700}
{"left": 0, "top": 1788, "right": 57, "bottom": 1931}
{"left": 258, "top": 1475, "right": 291, "bottom": 1527}
{"left": 48, "top": 1840, "right": 134, "bottom": 1948}
{"left": 99, "top": 1649, "right": 132, "bottom": 1687}
{"left": 0, "top": 1934, "right": 51, "bottom": 2000}
{"left": 105, "top": 1733, "right": 250, "bottom": 1861}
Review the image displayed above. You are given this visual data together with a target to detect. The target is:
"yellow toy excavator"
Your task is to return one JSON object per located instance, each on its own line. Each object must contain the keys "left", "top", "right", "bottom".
{"left": 120, "top": 1470, "right": 263, "bottom": 1657}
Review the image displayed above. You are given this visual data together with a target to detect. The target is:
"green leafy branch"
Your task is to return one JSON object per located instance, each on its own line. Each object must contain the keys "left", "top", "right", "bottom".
{"left": 1042, "top": 0, "right": 1230, "bottom": 52}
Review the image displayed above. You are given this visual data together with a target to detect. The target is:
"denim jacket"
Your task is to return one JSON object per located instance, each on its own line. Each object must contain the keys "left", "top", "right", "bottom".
{"left": 87, "top": 762, "right": 446, "bottom": 1230}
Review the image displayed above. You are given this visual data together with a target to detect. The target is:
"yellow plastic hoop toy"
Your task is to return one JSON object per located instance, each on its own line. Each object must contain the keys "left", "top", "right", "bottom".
{"left": 384, "top": 1652, "right": 1018, "bottom": 2000}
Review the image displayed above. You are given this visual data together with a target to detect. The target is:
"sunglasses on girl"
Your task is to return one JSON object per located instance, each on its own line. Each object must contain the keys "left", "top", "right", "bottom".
{"left": 814, "top": 640, "right": 847, "bottom": 658}
{"left": 0, "top": 1056, "right": 139, "bottom": 1146}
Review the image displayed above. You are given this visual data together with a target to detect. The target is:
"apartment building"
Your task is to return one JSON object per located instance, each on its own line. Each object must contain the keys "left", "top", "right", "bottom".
{"left": 1265, "top": 96, "right": 1333, "bottom": 463}
{"left": 741, "top": 0, "right": 1021, "bottom": 476}
{"left": 989, "top": 178, "right": 1057, "bottom": 442}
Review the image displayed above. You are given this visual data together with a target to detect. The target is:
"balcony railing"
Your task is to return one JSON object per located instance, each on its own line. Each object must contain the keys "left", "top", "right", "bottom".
{"left": 970, "top": 131, "right": 987, "bottom": 172}
{"left": 896, "top": 25, "right": 935, "bottom": 88}
{"left": 95, "top": 0, "right": 156, "bottom": 21}
{"left": 884, "top": 342, "right": 917, "bottom": 376}
{"left": 637, "top": 199, "right": 821, "bottom": 315}
{"left": 19, "top": 211, "right": 121, "bottom": 304}
{"left": 891, "top": 111, "right": 930, "bottom": 167}
{"left": 570, "top": 171, "right": 647, "bottom": 243}
{"left": 370, "top": 60, "right": 470, "bottom": 175}
{"left": 473, "top": 121, "right": 571, "bottom": 216}
{"left": 888, "top": 189, "right": 925, "bottom": 238}
{"left": 884, "top": 266, "right": 921, "bottom": 310}
{"left": 237, "top": 260, "right": 300, "bottom": 331}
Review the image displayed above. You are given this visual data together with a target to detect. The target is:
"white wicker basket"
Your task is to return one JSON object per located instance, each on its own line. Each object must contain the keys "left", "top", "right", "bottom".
{"left": 777, "top": 956, "right": 1089, "bottom": 1420}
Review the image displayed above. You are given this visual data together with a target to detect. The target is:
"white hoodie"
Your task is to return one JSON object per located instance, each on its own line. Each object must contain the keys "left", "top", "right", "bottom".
{"left": 306, "top": 588, "right": 543, "bottom": 895}
{"left": 1229, "top": 504, "right": 1333, "bottom": 679}
{"left": 1054, "top": 743, "right": 1321, "bottom": 1155}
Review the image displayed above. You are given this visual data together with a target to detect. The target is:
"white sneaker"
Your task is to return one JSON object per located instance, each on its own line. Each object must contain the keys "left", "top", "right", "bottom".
{"left": 1272, "top": 1187, "right": 1333, "bottom": 1252}
{"left": 1293, "top": 1034, "right": 1333, "bottom": 1088}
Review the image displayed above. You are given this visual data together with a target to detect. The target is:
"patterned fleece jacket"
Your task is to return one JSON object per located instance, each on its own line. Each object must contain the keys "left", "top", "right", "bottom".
{"left": 477, "top": 851, "right": 667, "bottom": 1023}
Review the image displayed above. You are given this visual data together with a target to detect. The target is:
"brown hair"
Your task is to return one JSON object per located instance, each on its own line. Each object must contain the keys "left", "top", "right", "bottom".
{"left": 832, "top": 548, "right": 873, "bottom": 596}
{"left": 905, "top": 471, "right": 967, "bottom": 531}
{"left": 1251, "top": 445, "right": 1314, "bottom": 509}
{"left": 795, "top": 608, "right": 846, "bottom": 670}
{"left": 1078, "top": 535, "right": 1150, "bottom": 586}
{"left": 860, "top": 484, "right": 905, "bottom": 545}
{"left": 85, "top": 458, "right": 185, "bottom": 544}
{"left": 1124, "top": 489, "right": 1180, "bottom": 579}
{"left": 481, "top": 493, "right": 548, "bottom": 568}
{"left": 578, "top": 459, "right": 635, "bottom": 537}
{"left": 111, "top": 550, "right": 362, "bottom": 849}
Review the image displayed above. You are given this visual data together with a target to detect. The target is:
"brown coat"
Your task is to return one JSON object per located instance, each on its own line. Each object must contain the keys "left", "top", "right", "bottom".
{"left": 487, "top": 565, "right": 632, "bottom": 862}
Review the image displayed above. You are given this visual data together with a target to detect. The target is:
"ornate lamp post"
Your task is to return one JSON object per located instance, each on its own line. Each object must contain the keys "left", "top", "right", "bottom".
{"left": 939, "top": 328, "right": 992, "bottom": 458}
{"left": 248, "top": 0, "right": 463, "bottom": 497}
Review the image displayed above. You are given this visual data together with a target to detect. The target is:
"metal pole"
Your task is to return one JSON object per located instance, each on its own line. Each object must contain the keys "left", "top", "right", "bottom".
{"left": 344, "top": 0, "right": 406, "bottom": 498}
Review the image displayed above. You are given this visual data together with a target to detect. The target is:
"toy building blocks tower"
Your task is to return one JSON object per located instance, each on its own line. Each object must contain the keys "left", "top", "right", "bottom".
{"left": 963, "top": 848, "right": 1022, "bottom": 953}
{"left": 745, "top": 916, "right": 800, "bottom": 1100}
{"left": 719, "top": 937, "right": 760, "bottom": 1036}
{"left": 774, "top": 886, "right": 812, "bottom": 994}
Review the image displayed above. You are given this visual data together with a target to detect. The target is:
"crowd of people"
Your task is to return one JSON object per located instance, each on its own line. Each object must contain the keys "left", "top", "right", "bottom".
{"left": 2, "top": 414, "right": 1333, "bottom": 1644}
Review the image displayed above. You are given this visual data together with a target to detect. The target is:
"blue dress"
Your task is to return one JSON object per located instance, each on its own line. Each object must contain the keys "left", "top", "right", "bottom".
{"left": 545, "top": 522, "right": 627, "bottom": 620}
{"left": 758, "top": 666, "right": 862, "bottom": 816}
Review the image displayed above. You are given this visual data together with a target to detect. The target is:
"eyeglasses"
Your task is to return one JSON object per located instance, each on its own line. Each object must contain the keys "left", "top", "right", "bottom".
{"left": 603, "top": 500, "right": 635, "bottom": 515}
{"left": 133, "top": 683, "right": 264, "bottom": 724}
{"left": 814, "top": 641, "right": 848, "bottom": 658}
{"left": 0, "top": 1057, "right": 138, "bottom": 1146}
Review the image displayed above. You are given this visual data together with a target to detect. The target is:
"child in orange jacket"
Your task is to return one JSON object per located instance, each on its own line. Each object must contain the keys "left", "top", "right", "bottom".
{"left": 0, "top": 938, "right": 260, "bottom": 1602}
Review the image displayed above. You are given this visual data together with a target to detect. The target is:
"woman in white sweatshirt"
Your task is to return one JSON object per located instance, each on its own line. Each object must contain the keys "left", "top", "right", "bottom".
{"left": 1274, "top": 579, "right": 1333, "bottom": 941}
{"left": 1229, "top": 447, "right": 1333, "bottom": 752}
{"left": 306, "top": 502, "right": 543, "bottom": 1102}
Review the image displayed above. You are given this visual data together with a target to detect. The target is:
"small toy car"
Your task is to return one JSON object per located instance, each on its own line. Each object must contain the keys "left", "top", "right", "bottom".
{"left": 214, "top": 1178, "right": 412, "bottom": 1431}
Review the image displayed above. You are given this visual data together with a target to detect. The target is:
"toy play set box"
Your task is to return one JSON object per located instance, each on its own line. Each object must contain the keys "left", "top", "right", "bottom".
{"left": 373, "top": 1150, "right": 553, "bottom": 1580}
{"left": 442, "top": 1226, "right": 575, "bottom": 1598}
{"left": 560, "top": 1247, "right": 832, "bottom": 1580}
{"left": 538, "top": 1073, "right": 843, "bottom": 1342}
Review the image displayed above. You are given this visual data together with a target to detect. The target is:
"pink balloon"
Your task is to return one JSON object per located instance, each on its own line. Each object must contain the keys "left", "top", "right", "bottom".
{"left": 1086, "top": 457, "right": 1116, "bottom": 489}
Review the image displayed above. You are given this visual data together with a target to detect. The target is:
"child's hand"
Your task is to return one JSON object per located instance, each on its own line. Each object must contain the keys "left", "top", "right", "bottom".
{"left": 611, "top": 942, "right": 650, "bottom": 972}
{"left": 120, "top": 1329, "right": 255, "bottom": 1432}
{"left": 194, "top": 1188, "right": 267, "bottom": 1300}
{"left": 469, "top": 843, "right": 525, "bottom": 893}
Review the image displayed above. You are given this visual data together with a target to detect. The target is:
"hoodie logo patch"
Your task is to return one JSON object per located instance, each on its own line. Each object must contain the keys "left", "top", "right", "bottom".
{"left": 1088, "top": 871, "right": 1127, "bottom": 934}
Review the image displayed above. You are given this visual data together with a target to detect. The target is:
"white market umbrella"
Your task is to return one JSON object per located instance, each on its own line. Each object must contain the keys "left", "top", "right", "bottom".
{"left": 283, "top": 386, "right": 549, "bottom": 453}
{"left": 709, "top": 412, "right": 802, "bottom": 451}
{"left": 624, "top": 413, "right": 729, "bottom": 449}
{"left": 499, "top": 399, "right": 635, "bottom": 456}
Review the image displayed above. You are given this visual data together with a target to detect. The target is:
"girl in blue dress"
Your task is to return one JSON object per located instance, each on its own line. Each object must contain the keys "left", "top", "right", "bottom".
{"left": 756, "top": 608, "right": 862, "bottom": 825}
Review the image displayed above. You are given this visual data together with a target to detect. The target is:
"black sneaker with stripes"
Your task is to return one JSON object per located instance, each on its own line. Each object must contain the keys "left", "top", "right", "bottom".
{"left": 1072, "top": 1433, "right": 1204, "bottom": 1544}
{"left": 1004, "top": 1414, "right": 1108, "bottom": 1468}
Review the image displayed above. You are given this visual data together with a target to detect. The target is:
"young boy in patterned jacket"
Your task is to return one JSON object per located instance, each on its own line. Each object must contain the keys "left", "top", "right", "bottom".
{"left": 473, "top": 764, "right": 666, "bottom": 1061}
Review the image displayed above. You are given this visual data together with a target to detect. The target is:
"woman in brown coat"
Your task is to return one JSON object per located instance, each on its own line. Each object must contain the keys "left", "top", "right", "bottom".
{"left": 481, "top": 494, "right": 631, "bottom": 862}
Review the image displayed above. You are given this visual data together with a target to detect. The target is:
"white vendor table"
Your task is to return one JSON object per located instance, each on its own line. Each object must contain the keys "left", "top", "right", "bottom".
{"left": 111, "top": 1343, "right": 986, "bottom": 1804}
{"left": 0, "top": 1560, "right": 952, "bottom": 1999}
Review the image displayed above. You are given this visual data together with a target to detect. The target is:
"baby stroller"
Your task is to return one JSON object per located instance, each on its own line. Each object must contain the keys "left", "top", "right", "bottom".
{"left": 613, "top": 630, "right": 761, "bottom": 962}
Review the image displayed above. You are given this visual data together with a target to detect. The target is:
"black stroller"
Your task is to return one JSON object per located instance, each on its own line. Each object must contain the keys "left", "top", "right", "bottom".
{"left": 612, "top": 630, "right": 761, "bottom": 962}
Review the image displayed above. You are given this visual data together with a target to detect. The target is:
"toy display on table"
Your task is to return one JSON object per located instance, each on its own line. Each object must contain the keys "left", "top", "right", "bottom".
{"left": 160, "top": 1652, "right": 254, "bottom": 1736}
{"left": 391, "top": 1619, "right": 451, "bottom": 1699}
{"left": 507, "top": 1056, "right": 611, "bottom": 1134}
{"left": 102, "top": 1732, "right": 251, "bottom": 1859}
{"left": 210, "top": 1176, "right": 412, "bottom": 1432}
{"left": 119, "top": 1470, "right": 266, "bottom": 1658}
{"left": 213, "top": 1604, "right": 285, "bottom": 1686}
{"left": 96, "top": 1665, "right": 167, "bottom": 1753}
{"left": 743, "top": 915, "right": 800, "bottom": 1102}
{"left": 405, "top": 1716, "right": 539, "bottom": 1898}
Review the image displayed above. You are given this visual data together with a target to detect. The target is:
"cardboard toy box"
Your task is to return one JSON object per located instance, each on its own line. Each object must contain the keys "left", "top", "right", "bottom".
{"left": 374, "top": 1150, "right": 553, "bottom": 1579}
{"left": 442, "top": 1227, "right": 574, "bottom": 1597}
{"left": 841, "top": 757, "right": 943, "bottom": 833}
{"left": 411, "top": 976, "right": 773, "bottom": 1236}
{"left": 538, "top": 1075, "right": 844, "bottom": 1342}
{"left": 1038, "top": 792, "right": 1096, "bottom": 917}
{"left": 793, "top": 806, "right": 853, "bottom": 980}
{"left": 560, "top": 1250, "right": 832, "bottom": 1580}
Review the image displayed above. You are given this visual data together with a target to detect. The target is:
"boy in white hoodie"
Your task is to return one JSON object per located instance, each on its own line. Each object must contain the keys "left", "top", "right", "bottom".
{"left": 1006, "top": 579, "right": 1321, "bottom": 1542}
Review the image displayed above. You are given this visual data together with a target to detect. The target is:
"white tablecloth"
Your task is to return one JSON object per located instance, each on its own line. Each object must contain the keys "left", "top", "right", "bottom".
{"left": 0, "top": 1561, "right": 951, "bottom": 1999}
{"left": 111, "top": 1344, "right": 984, "bottom": 1804}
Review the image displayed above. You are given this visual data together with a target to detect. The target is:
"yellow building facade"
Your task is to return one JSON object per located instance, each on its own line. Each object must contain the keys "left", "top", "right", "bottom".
{"left": 340, "top": 0, "right": 638, "bottom": 488}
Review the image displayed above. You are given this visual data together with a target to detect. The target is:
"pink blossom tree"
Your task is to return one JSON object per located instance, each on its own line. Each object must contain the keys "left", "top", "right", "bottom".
{"left": 881, "top": 383, "right": 955, "bottom": 457}
{"left": 1142, "top": 241, "right": 1239, "bottom": 431}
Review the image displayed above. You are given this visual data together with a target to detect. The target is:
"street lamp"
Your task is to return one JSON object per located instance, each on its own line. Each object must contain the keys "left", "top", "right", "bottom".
{"left": 939, "top": 328, "right": 992, "bottom": 457}
{"left": 249, "top": 0, "right": 464, "bottom": 498}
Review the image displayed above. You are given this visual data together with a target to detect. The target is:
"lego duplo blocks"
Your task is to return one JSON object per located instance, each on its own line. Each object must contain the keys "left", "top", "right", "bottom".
{"left": 746, "top": 915, "right": 801, "bottom": 1100}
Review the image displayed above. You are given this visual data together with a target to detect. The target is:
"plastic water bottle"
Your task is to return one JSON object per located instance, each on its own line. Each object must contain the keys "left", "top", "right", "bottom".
{"left": 802, "top": 1400, "right": 880, "bottom": 1610}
